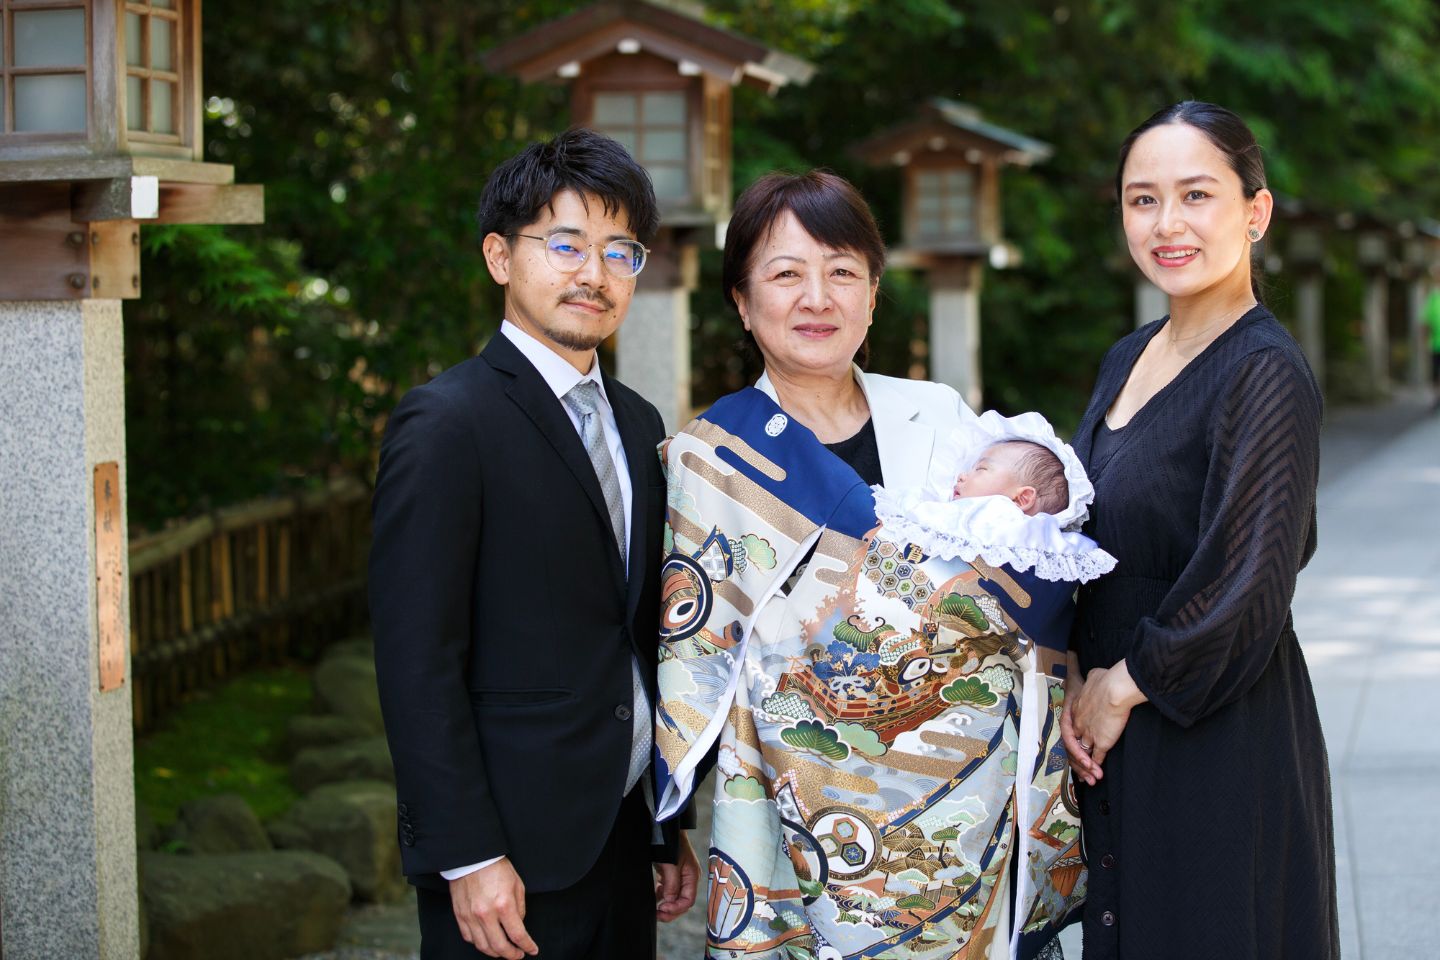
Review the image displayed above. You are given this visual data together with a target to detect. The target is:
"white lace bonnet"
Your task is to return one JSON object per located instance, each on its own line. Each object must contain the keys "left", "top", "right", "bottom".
{"left": 870, "top": 409, "right": 1117, "bottom": 583}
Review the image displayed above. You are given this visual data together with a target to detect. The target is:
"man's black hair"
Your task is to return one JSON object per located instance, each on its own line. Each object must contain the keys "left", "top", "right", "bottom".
{"left": 475, "top": 127, "right": 660, "bottom": 245}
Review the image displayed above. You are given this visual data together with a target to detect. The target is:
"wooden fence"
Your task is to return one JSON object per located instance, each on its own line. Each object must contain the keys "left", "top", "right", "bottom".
{"left": 128, "top": 478, "right": 372, "bottom": 733}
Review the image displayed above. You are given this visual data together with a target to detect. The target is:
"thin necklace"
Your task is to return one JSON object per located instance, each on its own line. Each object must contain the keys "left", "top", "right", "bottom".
{"left": 1167, "top": 301, "right": 1255, "bottom": 346}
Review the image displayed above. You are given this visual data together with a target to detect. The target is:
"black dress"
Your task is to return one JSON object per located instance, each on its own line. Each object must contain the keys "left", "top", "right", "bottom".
{"left": 1070, "top": 306, "right": 1339, "bottom": 959}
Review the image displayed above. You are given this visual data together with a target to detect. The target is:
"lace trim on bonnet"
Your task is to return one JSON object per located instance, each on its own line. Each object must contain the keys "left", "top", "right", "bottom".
{"left": 872, "top": 410, "right": 1117, "bottom": 584}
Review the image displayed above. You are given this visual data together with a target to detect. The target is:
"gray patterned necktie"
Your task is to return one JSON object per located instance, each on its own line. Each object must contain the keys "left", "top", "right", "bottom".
{"left": 562, "top": 379, "right": 652, "bottom": 796}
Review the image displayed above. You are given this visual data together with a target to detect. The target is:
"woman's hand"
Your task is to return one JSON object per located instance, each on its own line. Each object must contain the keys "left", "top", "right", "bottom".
{"left": 1069, "top": 658, "right": 1148, "bottom": 776}
{"left": 1060, "top": 651, "right": 1103, "bottom": 785}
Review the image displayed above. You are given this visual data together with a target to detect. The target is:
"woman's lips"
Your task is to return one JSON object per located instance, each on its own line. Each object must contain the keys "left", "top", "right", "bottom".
{"left": 793, "top": 323, "right": 838, "bottom": 338}
{"left": 1152, "top": 246, "right": 1199, "bottom": 267}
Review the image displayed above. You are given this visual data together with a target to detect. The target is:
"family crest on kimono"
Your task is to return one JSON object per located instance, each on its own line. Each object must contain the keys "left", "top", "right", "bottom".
{"left": 654, "top": 395, "right": 1114, "bottom": 960}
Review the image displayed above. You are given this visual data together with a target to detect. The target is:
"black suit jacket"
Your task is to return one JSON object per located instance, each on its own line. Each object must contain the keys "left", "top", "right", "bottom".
{"left": 369, "top": 332, "right": 677, "bottom": 893}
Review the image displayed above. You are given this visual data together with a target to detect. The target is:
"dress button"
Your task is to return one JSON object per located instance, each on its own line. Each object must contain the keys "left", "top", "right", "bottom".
{"left": 1101, "top": 854, "right": 1116, "bottom": 869}
{"left": 1099, "top": 799, "right": 1111, "bottom": 815}
{"left": 1101, "top": 910, "right": 1117, "bottom": 926}
{"left": 614, "top": 704, "right": 633, "bottom": 722}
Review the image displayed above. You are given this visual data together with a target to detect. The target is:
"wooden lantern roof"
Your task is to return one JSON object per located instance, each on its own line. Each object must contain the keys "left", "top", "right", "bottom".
{"left": 483, "top": 0, "right": 814, "bottom": 93}
{"left": 852, "top": 99, "right": 1052, "bottom": 169}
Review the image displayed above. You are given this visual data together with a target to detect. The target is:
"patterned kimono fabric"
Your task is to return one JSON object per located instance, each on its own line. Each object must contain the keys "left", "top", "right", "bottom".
{"left": 655, "top": 389, "right": 1084, "bottom": 960}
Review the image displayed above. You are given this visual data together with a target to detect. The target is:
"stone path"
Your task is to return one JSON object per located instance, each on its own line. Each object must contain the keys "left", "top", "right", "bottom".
{"left": 1296, "top": 396, "right": 1440, "bottom": 959}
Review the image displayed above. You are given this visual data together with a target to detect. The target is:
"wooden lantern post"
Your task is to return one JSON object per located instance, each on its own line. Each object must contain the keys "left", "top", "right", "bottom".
{"left": 853, "top": 99, "right": 1050, "bottom": 410}
{"left": 0, "top": 3, "right": 261, "bottom": 956}
{"left": 484, "top": 0, "right": 812, "bottom": 429}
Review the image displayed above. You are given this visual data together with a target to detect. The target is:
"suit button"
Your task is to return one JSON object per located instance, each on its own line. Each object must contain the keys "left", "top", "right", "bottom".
{"left": 1101, "top": 910, "right": 1117, "bottom": 926}
{"left": 1101, "top": 854, "right": 1116, "bottom": 869}
{"left": 1099, "top": 799, "right": 1111, "bottom": 815}
{"left": 614, "top": 704, "right": 633, "bottom": 722}
{"left": 398, "top": 803, "right": 408, "bottom": 815}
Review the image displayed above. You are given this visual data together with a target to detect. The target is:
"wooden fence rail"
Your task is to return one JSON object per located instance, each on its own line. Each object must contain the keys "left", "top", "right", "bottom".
{"left": 128, "top": 478, "right": 372, "bottom": 733}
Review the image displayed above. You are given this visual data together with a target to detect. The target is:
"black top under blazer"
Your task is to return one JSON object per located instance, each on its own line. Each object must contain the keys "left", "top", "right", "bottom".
{"left": 369, "top": 332, "right": 678, "bottom": 893}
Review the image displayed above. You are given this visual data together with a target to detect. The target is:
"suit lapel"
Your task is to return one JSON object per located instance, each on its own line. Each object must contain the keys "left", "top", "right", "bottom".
{"left": 482, "top": 336, "right": 626, "bottom": 592}
{"left": 607, "top": 375, "right": 654, "bottom": 622}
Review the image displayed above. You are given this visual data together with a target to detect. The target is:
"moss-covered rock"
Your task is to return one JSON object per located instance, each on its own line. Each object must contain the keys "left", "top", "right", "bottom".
{"left": 269, "top": 779, "right": 404, "bottom": 903}
{"left": 141, "top": 850, "right": 350, "bottom": 960}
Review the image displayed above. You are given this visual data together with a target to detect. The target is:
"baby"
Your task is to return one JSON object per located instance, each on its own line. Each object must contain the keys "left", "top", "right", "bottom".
{"left": 951, "top": 439, "right": 1070, "bottom": 517}
{"left": 872, "top": 410, "right": 1113, "bottom": 585}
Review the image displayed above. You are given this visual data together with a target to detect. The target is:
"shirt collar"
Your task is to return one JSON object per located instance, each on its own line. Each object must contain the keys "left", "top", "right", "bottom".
{"left": 500, "top": 319, "right": 610, "bottom": 409}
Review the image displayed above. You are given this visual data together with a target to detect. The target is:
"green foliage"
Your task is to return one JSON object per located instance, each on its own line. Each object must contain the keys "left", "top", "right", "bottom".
{"left": 936, "top": 594, "right": 991, "bottom": 632}
{"left": 940, "top": 676, "right": 999, "bottom": 707}
{"left": 779, "top": 718, "right": 851, "bottom": 761}
{"left": 134, "top": 667, "right": 312, "bottom": 825}
{"left": 724, "top": 774, "right": 769, "bottom": 800}
{"left": 127, "top": 0, "right": 1440, "bottom": 523}
{"left": 895, "top": 894, "right": 937, "bottom": 911}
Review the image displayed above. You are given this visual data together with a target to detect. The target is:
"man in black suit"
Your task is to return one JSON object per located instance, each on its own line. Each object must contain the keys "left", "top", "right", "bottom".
{"left": 369, "top": 128, "right": 698, "bottom": 960}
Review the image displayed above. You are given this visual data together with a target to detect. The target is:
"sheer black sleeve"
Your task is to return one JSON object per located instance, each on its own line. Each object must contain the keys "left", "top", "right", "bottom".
{"left": 1127, "top": 347, "right": 1321, "bottom": 727}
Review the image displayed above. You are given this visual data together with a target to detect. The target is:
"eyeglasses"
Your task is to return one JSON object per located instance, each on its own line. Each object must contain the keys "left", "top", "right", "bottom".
{"left": 508, "top": 232, "right": 649, "bottom": 279}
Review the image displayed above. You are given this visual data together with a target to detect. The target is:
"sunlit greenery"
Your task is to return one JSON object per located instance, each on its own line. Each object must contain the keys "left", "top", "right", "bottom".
{"left": 124, "top": 0, "right": 1440, "bottom": 523}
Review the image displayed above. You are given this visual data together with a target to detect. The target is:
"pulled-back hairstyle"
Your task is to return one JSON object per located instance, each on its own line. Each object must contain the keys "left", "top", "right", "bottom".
{"left": 996, "top": 440, "right": 1069, "bottom": 516}
{"left": 476, "top": 127, "right": 660, "bottom": 245}
{"left": 1115, "top": 101, "right": 1268, "bottom": 302}
{"left": 722, "top": 170, "right": 886, "bottom": 312}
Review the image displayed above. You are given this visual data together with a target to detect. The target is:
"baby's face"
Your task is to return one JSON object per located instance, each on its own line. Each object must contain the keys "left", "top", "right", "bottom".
{"left": 952, "top": 445, "right": 1029, "bottom": 508}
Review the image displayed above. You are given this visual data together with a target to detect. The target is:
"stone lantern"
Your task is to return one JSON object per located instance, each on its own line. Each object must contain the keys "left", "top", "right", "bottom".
{"left": 1274, "top": 197, "right": 1332, "bottom": 391}
{"left": 1356, "top": 223, "right": 1395, "bottom": 396}
{"left": 1402, "top": 222, "right": 1440, "bottom": 390}
{"left": 485, "top": 0, "right": 813, "bottom": 428}
{"left": 0, "top": 3, "right": 260, "bottom": 956}
{"left": 852, "top": 98, "right": 1051, "bottom": 409}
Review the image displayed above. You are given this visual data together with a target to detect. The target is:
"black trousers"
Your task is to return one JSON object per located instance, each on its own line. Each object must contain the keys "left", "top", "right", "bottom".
{"left": 417, "top": 787, "right": 656, "bottom": 960}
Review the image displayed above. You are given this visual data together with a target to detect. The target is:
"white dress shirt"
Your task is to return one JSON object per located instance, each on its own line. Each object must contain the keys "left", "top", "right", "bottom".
{"left": 441, "top": 320, "right": 634, "bottom": 881}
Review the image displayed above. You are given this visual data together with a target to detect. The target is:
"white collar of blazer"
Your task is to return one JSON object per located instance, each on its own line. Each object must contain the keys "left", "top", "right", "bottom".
{"left": 752, "top": 364, "right": 936, "bottom": 491}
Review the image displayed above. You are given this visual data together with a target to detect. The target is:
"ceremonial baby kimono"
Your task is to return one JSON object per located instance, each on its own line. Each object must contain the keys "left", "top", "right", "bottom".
{"left": 655, "top": 392, "right": 1115, "bottom": 960}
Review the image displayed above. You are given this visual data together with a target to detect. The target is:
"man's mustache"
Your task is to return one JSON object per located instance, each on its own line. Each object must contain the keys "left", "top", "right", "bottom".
{"left": 559, "top": 289, "right": 614, "bottom": 311}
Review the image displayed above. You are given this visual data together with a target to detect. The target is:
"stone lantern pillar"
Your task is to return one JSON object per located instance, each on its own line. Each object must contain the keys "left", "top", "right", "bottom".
{"left": 0, "top": 3, "right": 262, "bottom": 956}
{"left": 484, "top": 0, "right": 813, "bottom": 429}
{"left": 853, "top": 99, "right": 1051, "bottom": 409}
{"left": 1402, "top": 225, "right": 1440, "bottom": 391}
{"left": 1356, "top": 228, "right": 1393, "bottom": 397}
{"left": 1286, "top": 222, "right": 1329, "bottom": 392}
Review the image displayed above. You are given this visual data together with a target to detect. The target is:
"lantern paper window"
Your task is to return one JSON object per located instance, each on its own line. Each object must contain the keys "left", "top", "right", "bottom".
{"left": 125, "top": 0, "right": 182, "bottom": 138}
{"left": 592, "top": 90, "right": 690, "bottom": 201}
{"left": 2, "top": 1, "right": 88, "bottom": 134}
{"left": 915, "top": 169, "right": 976, "bottom": 240}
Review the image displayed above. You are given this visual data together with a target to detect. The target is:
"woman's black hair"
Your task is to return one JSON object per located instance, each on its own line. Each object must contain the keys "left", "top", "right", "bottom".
{"left": 1116, "top": 101, "right": 1269, "bottom": 303}
{"left": 722, "top": 170, "right": 885, "bottom": 367}
{"left": 475, "top": 127, "right": 660, "bottom": 245}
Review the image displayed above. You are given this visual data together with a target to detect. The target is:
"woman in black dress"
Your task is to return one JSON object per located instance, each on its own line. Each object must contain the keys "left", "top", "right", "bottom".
{"left": 1060, "top": 102, "right": 1339, "bottom": 959}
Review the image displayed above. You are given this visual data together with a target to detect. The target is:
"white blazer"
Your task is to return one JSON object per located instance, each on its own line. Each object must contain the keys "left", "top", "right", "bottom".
{"left": 753, "top": 365, "right": 977, "bottom": 490}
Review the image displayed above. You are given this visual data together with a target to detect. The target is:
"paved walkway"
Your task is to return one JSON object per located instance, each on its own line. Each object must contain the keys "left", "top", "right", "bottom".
{"left": 1298, "top": 396, "right": 1440, "bottom": 959}
{"left": 662, "top": 396, "right": 1440, "bottom": 959}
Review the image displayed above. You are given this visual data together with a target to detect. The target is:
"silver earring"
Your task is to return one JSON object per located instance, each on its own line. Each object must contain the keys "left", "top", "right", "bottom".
{"left": 1248, "top": 228, "right": 1262, "bottom": 242}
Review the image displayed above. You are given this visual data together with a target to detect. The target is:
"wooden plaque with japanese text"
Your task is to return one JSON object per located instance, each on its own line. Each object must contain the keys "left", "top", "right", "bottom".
{"left": 94, "top": 462, "right": 126, "bottom": 692}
